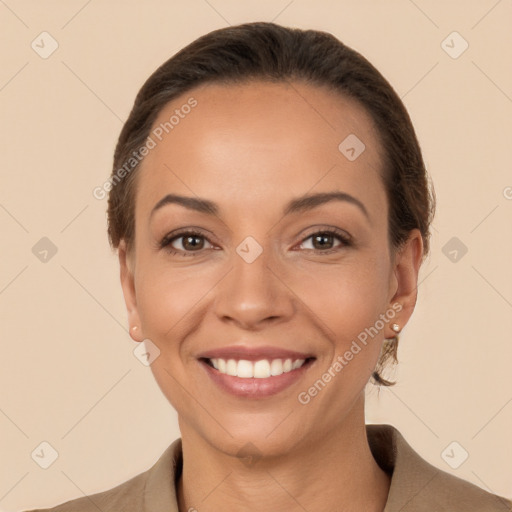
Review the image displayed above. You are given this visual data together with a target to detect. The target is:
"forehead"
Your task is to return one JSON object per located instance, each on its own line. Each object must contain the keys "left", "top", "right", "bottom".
{"left": 135, "top": 80, "right": 387, "bottom": 221}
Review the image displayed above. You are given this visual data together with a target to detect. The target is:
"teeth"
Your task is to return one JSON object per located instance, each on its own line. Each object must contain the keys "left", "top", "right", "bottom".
{"left": 226, "top": 359, "right": 237, "bottom": 376}
{"left": 270, "top": 359, "right": 284, "bottom": 376}
{"left": 292, "top": 359, "right": 303, "bottom": 369}
{"left": 237, "top": 360, "right": 253, "bottom": 378}
{"left": 254, "top": 360, "right": 270, "bottom": 378}
{"left": 209, "top": 357, "right": 306, "bottom": 378}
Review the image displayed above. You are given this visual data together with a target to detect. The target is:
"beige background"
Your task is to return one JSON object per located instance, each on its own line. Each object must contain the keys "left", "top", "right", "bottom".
{"left": 1, "top": 0, "right": 511, "bottom": 509}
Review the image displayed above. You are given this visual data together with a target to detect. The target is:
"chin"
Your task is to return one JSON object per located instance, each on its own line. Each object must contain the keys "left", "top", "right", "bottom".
{"left": 214, "top": 430, "right": 302, "bottom": 463}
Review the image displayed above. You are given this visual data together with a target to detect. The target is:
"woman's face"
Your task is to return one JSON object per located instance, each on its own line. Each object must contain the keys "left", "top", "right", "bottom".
{"left": 120, "top": 80, "right": 422, "bottom": 457}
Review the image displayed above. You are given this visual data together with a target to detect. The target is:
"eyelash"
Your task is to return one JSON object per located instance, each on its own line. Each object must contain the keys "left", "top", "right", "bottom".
{"left": 159, "top": 228, "right": 352, "bottom": 257}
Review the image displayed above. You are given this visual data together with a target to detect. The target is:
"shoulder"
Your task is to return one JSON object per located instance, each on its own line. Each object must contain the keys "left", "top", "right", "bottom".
{"left": 418, "top": 466, "right": 512, "bottom": 511}
{"left": 23, "top": 472, "right": 147, "bottom": 512}
{"left": 367, "top": 424, "right": 511, "bottom": 512}
{"left": 22, "top": 439, "right": 182, "bottom": 512}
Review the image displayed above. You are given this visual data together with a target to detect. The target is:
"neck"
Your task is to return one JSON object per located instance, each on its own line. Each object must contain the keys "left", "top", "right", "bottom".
{"left": 177, "top": 396, "right": 390, "bottom": 512}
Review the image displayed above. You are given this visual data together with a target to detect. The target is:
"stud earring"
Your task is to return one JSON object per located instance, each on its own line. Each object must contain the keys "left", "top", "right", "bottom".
{"left": 391, "top": 323, "right": 401, "bottom": 334}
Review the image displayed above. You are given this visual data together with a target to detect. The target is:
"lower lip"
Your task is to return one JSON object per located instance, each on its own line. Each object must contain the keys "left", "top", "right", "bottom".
{"left": 200, "top": 360, "right": 314, "bottom": 398}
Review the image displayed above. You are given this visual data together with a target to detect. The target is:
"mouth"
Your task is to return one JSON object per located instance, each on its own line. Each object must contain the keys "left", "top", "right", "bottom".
{"left": 197, "top": 346, "right": 316, "bottom": 398}
{"left": 201, "top": 357, "right": 314, "bottom": 378}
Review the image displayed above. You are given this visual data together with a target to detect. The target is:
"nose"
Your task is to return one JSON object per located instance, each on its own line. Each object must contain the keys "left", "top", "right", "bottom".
{"left": 213, "top": 244, "right": 295, "bottom": 331}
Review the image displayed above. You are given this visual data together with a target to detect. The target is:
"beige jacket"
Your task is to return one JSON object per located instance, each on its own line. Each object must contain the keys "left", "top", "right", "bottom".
{"left": 24, "top": 424, "right": 511, "bottom": 511}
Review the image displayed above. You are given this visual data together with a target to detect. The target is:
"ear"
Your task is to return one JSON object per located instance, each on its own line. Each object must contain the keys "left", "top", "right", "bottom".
{"left": 387, "top": 229, "right": 424, "bottom": 337}
{"left": 118, "top": 240, "right": 143, "bottom": 342}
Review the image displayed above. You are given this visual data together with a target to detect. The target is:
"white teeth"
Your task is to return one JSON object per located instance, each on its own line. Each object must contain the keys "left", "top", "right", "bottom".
{"left": 217, "top": 358, "right": 226, "bottom": 373}
{"left": 270, "top": 359, "right": 283, "bottom": 376}
{"left": 292, "top": 359, "right": 303, "bottom": 369}
{"left": 208, "top": 357, "right": 307, "bottom": 378}
{"left": 226, "top": 359, "right": 237, "bottom": 376}
{"left": 237, "top": 360, "right": 253, "bottom": 378}
{"left": 254, "top": 360, "right": 271, "bottom": 378}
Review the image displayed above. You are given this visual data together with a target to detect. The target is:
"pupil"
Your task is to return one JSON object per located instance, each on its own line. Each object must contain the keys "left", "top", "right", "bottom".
{"left": 314, "top": 234, "right": 332, "bottom": 249}
{"left": 184, "top": 235, "right": 203, "bottom": 250}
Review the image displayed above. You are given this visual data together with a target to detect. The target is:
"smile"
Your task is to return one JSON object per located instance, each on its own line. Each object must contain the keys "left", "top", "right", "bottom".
{"left": 206, "top": 358, "right": 307, "bottom": 378}
{"left": 197, "top": 346, "right": 316, "bottom": 398}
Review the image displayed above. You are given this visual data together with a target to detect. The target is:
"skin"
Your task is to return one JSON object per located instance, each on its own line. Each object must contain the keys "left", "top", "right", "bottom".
{"left": 118, "top": 80, "right": 423, "bottom": 511}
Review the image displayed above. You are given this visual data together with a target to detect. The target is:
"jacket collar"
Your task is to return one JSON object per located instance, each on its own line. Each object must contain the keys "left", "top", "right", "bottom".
{"left": 366, "top": 424, "right": 439, "bottom": 511}
{"left": 141, "top": 423, "right": 507, "bottom": 511}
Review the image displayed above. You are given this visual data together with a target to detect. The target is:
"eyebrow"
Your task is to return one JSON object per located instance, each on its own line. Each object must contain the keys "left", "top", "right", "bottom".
{"left": 283, "top": 191, "right": 369, "bottom": 219}
{"left": 150, "top": 191, "right": 369, "bottom": 220}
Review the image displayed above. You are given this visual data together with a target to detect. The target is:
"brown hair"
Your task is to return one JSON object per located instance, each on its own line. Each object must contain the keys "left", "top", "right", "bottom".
{"left": 107, "top": 22, "right": 435, "bottom": 386}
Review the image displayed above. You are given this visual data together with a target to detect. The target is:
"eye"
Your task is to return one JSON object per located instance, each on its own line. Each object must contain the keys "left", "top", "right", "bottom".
{"left": 160, "top": 230, "right": 214, "bottom": 256}
{"left": 297, "top": 229, "right": 351, "bottom": 253}
{"left": 159, "top": 227, "right": 351, "bottom": 257}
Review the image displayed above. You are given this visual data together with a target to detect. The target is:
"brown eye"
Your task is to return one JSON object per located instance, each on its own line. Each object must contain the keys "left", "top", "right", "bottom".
{"left": 160, "top": 230, "right": 214, "bottom": 256}
{"left": 311, "top": 233, "right": 336, "bottom": 250}
{"left": 179, "top": 234, "right": 205, "bottom": 251}
{"left": 298, "top": 229, "right": 351, "bottom": 253}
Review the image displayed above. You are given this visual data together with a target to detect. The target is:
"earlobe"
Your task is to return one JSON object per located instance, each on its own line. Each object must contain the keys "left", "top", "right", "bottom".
{"left": 118, "top": 240, "right": 143, "bottom": 342}
{"left": 388, "top": 230, "right": 424, "bottom": 337}
{"left": 130, "top": 325, "right": 142, "bottom": 342}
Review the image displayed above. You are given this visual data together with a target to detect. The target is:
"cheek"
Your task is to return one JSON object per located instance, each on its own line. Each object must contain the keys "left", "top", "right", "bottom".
{"left": 135, "top": 266, "right": 214, "bottom": 411}
{"left": 134, "top": 260, "right": 223, "bottom": 347}
{"left": 291, "top": 255, "right": 391, "bottom": 341}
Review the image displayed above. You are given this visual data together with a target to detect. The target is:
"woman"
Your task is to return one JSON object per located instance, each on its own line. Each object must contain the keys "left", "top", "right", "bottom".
{"left": 26, "top": 22, "right": 511, "bottom": 512}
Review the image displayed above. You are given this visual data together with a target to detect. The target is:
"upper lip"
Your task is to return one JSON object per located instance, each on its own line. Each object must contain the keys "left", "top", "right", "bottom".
{"left": 198, "top": 345, "right": 315, "bottom": 361}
